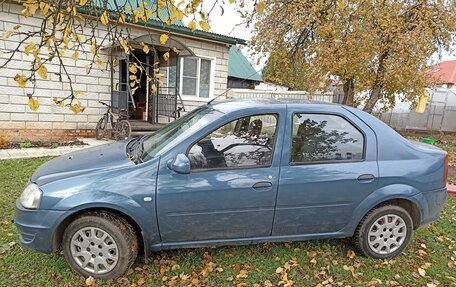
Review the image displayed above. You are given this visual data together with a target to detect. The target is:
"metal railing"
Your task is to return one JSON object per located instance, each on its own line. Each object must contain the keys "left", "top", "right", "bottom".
{"left": 226, "top": 89, "right": 334, "bottom": 103}
{"left": 155, "top": 86, "right": 186, "bottom": 120}
{"left": 380, "top": 89, "right": 456, "bottom": 132}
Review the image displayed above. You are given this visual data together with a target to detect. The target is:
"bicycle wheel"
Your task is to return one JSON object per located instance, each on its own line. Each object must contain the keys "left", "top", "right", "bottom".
{"left": 115, "top": 119, "right": 131, "bottom": 140}
{"left": 95, "top": 117, "right": 107, "bottom": 140}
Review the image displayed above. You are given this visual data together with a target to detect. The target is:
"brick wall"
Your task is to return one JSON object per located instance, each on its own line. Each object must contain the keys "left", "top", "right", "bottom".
{"left": 2, "top": 129, "right": 95, "bottom": 141}
{"left": 0, "top": 3, "right": 230, "bottom": 141}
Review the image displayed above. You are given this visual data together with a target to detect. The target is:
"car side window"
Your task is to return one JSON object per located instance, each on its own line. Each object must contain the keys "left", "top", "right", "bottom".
{"left": 188, "top": 114, "right": 278, "bottom": 170}
{"left": 291, "top": 113, "right": 364, "bottom": 163}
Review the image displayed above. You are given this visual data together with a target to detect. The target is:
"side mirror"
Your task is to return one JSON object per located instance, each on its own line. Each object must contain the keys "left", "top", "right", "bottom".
{"left": 167, "top": 153, "right": 191, "bottom": 174}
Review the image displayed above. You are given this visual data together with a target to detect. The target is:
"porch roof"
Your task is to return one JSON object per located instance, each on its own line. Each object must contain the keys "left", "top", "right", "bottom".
{"left": 228, "top": 46, "right": 262, "bottom": 82}
{"left": 89, "top": 0, "right": 247, "bottom": 46}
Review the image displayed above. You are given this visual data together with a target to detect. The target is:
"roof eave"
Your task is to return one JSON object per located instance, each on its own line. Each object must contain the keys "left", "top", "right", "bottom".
{"left": 76, "top": 6, "right": 247, "bottom": 46}
{"left": 144, "top": 19, "right": 247, "bottom": 46}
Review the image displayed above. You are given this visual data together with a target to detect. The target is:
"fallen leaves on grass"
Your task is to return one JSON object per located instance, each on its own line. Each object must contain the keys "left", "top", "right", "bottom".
{"left": 85, "top": 276, "right": 95, "bottom": 286}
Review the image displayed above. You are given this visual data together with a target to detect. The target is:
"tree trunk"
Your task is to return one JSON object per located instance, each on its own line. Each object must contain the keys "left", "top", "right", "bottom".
{"left": 342, "top": 77, "right": 355, "bottom": 106}
{"left": 363, "top": 86, "right": 381, "bottom": 113}
{"left": 363, "top": 51, "right": 388, "bottom": 113}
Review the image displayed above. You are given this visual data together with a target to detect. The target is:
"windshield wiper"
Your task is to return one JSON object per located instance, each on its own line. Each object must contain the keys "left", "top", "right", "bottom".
{"left": 127, "top": 136, "right": 146, "bottom": 164}
{"left": 133, "top": 136, "right": 148, "bottom": 164}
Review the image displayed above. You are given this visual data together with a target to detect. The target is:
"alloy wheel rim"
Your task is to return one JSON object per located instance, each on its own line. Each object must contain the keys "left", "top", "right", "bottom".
{"left": 367, "top": 214, "right": 407, "bottom": 255}
{"left": 70, "top": 227, "right": 119, "bottom": 275}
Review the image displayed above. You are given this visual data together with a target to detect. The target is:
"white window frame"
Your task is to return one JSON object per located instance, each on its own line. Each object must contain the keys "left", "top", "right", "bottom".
{"left": 179, "top": 56, "right": 216, "bottom": 101}
{"left": 166, "top": 65, "right": 177, "bottom": 94}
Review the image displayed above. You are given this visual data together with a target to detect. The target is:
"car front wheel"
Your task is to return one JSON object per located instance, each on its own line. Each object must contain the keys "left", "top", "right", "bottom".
{"left": 62, "top": 212, "right": 138, "bottom": 279}
{"left": 353, "top": 205, "right": 413, "bottom": 259}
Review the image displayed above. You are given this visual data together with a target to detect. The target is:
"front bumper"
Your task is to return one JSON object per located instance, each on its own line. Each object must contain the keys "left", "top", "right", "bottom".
{"left": 413, "top": 187, "right": 448, "bottom": 228}
{"left": 14, "top": 199, "right": 70, "bottom": 254}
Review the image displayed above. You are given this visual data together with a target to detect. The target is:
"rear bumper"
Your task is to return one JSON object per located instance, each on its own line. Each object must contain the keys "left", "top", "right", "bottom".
{"left": 13, "top": 199, "right": 70, "bottom": 254}
{"left": 413, "top": 187, "right": 448, "bottom": 228}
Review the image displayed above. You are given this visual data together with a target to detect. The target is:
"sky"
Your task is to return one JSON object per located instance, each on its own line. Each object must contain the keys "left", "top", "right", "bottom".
{"left": 204, "top": 4, "right": 456, "bottom": 70}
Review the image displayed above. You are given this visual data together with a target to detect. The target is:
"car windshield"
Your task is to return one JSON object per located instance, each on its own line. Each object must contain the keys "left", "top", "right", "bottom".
{"left": 140, "top": 106, "right": 223, "bottom": 161}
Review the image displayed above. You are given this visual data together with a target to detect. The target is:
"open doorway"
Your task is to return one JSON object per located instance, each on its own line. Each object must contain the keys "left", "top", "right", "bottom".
{"left": 111, "top": 43, "right": 185, "bottom": 124}
{"left": 118, "top": 51, "right": 152, "bottom": 121}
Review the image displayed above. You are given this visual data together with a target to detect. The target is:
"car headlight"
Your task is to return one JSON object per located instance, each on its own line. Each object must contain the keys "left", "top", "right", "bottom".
{"left": 20, "top": 183, "right": 42, "bottom": 209}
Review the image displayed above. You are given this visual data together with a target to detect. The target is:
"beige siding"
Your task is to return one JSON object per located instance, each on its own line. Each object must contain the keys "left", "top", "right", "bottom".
{"left": 0, "top": 3, "right": 229, "bottom": 131}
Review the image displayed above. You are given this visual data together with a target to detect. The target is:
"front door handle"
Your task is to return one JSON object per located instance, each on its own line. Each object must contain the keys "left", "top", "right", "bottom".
{"left": 252, "top": 181, "right": 272, "bottom": 190}
{"left": 357, "top": 174, "right": 375, "bottom": 183}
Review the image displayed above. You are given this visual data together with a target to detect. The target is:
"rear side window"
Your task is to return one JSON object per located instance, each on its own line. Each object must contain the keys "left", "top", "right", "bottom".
{"left": 188, "top": 114, "right": 278, "bottom": 170}
{"left": 291, "top": 113, "right": 364, "bottom": 164}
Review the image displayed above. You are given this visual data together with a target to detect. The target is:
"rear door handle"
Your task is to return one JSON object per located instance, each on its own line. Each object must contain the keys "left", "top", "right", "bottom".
{"left": 357, "top": 174, "right": 375, "bottom": 183}
{"left": 252, "top": 181, "right": 272, "bottom": 190}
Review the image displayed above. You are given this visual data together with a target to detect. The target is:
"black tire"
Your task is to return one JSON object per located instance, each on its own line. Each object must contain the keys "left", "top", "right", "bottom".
{"left": 95, "top": 117, "right": 106, "bottom": 140}
{"left": 62, "top": 212, "right": 138, "bottom": 280}
{"left": 352, "top": 205, "right": 413, "bottom": 259}
{"left": 115, "top": 119, "right": 131, "bottom": 140}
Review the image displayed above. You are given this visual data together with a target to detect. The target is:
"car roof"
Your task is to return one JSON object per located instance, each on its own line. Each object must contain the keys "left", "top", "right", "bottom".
{"left": 208, "top": 98, "right": 337, "bottom": 113}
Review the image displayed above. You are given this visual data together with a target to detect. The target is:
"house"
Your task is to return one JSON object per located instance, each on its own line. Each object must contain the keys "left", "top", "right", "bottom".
{"left": 0, "top": 1, "right": 248, "bottom": 141}
{"left": 227, "top": 46, "right": 262, "bottom": 89}
{"left": 427, "top": 60, "right": 456, "bottom": 90}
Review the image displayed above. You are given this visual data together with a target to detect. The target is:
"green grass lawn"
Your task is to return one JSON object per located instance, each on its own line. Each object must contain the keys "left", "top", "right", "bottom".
{"left": 0, "top": 157, "right": 455, "bottom": 287}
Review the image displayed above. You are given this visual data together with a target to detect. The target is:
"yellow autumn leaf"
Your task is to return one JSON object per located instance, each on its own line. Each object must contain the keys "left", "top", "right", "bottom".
{"left": 171, "top": 6, "right": 184, "bottom": 20}
{"left": 100, "top": 10, "right": 109, "bottom": 25}
{"left": 37, "top": 64, "right": 48, "bottom": 79}
{"left": 199, "top": 21, "right": 210, "bottom": 31}
{"left": 69, "top": 102, "right": 85, "bottom": 114}
{"left": 24, "top": 43, "right": 36, "bottom": 55}
{"left": 96, "top": 58, "right": 104, "bottom": 69}
{"left": 72, "top": 51, "right": 78, "bottom": 61}
{"left": 74, "top": 90, "right": 85, "bottom": 96}
{"left": 85, "top": 276, "right": 95, "bottom": 286}
{"left": 418, "top": 268, "right": 426, "bottom": 277}
{"left": 28, "top": 97, "right": 39, "bottom": 111}
{"left": 22, "top": 3, "right": 38, "bottom": 17}
{"left": 337, "top": 0, "right": 346, "bottom": 11}
{"left": 162, "top": 52, "right": 170, "bottom": 61}
{"left": 14, "top": 74, "right": 28, "bottom": 87}
{"left": 172, "top": 47, "right": 181, "bottom": 54}
{"left": 119, "top": 38, "right": 129, "bottom": 54}
{"left": 188, "top": 20, "right": 197, "bottom": 30}
{"left": 129, "top": 63, "right": 137, "bottom": 74}
{"left": 157, "top": 0, "right": 166, "bottom": 9}
{"left": 118, "top": 13, "right": 126, "bottom": 24}
{"left": 141, "top": 42, "right": 150, "bottom": 54}
{"left": 79, "top": 0, "right": 89, "bottom": 6}
{"left": 160, "top": 33, "right": 169, "bottom": 45}
{"left": 2, "top": 31, "right": 13, "bottom": 39}
{"left": 255, "top": 1, "right": 267, "bottom": 15}
{"left": 151, "top": 84, "right": 157, "bottom": 93}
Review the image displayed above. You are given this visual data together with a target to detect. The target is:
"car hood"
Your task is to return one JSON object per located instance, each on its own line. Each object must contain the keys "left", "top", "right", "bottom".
{"left": 31, "top": 140, "right": 134, "bottom": 186}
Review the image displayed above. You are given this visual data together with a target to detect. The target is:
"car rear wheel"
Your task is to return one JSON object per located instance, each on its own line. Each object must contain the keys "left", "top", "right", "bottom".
{"left": 62, "top": 212, "right": 138, "bottom": 279}
{"left": 352, "top": 205, "right": 413, "bottom": 259}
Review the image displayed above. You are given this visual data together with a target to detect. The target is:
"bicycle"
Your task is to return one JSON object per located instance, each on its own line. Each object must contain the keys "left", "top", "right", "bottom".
{"left": 96, "top": 101, "right": 131, "bottom": 140}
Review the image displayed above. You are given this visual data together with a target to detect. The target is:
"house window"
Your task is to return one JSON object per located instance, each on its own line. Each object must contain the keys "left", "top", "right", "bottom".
{"left": 180, "top": 57, "right": 214, "bottom": 99}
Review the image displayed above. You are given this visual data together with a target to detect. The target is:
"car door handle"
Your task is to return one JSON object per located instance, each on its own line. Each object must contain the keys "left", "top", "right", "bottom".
{"left": 357, "top": 174, "right": 375, "bottom": 183}
{"left": 252, "top": 181, "right": 272, "bottom": 190}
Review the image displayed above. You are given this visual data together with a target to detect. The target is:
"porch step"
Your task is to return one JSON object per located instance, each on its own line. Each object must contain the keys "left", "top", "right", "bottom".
{"left": 129, "top": 120, "right": 165, "bottom": 131}
{"left": 130, "top": 131, "right": 155, "bottom": 137}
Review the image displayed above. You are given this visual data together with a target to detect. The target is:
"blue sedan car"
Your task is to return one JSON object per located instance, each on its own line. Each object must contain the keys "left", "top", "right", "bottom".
{"left": 14, "top": 99, "right": 449, "bottom": 279}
